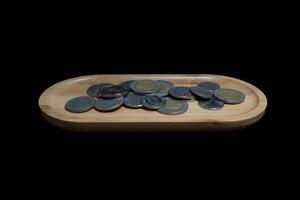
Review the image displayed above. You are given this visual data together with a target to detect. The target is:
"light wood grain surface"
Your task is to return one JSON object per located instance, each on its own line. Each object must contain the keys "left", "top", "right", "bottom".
{"left": 39, "top": 74, "right": 267, "bottom": 132}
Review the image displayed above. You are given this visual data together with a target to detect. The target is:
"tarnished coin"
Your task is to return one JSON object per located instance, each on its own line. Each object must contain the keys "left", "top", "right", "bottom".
{"left": 198, "top": 98, "right": 224, "bottom": 110}
{"left": 168, "top": 86, "right": 194, "bottom": 100}
{"left": 214, "top": 88, "right": 245, "bottom": 104}
{"left": 87, "top": 83, "right": 114, "bottom": 98}
{"left": 197, "top": 82, "right": 220, "bottom": 93}
{"left": 158, "top": 97, "right": 188, "bottom": 115}
{"left": 123, "top": 92, "right": 144, "bottom": 108}
{"left": 119, "top": 80, "right": 135, "bottom": 91}
{"left": 142, "top": 94, "right": 166, "bottom": 110}
{"left": 98, "top": 85, "right": 128, "bottom": 98}
{"left": 156, "top": 80, "right": 174, "bottom": 96}
{"left": 94, "top": 96, "right": 124, "bottom": 112}
{"left": 130, "top": 80, "right": 160, "bottom": 95}
{"left": 190, "top": 86, "right": 213, "bottom": 99}
{"left": 65, "top": 96, "right": 96, "bottom": 113}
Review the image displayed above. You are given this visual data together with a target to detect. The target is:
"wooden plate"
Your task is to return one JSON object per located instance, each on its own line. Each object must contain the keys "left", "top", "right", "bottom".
{"left": 39, "top": 74, "right": 267, "bottom": 132}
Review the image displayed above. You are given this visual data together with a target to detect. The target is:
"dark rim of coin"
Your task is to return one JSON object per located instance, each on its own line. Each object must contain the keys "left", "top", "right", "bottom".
{"left": 94, "top": 96, "right": 124, "bottom": 112}
{"left": 168, "top": 86, "right": 194, "bottom": 100}
{"left": 98, "top": 85, "right": 128, "bottom": 98}
{"left": 65, "top": 96, "right": 96, "bottom": 113}
{"left": 196, "top": 81, "right": 220, "bottom": 93}
{"left": 141, "top": 94, "right": 166, "bottom": 110}
{"left": 156, "top": 80, "right": 174, "bottom": 96}
{"left": 198, "top": 98, "right": 224, "bottom": 110}
{"left": 158, "top": 97, "right": 188, "bottom": 115}
{"left": 130, "top": 80, "right": 160, "bottom": 95}
{"left": 87, "top": 83, "right": 114, "bottom": 98}
{"left": 214, "top": 88, "right": 245, "bottom": 104}
{"left": 190, "top": 86, "right": 213, "bottom": 99}
{"left": 123, "top": 92, "right": 144, "bottom": 108}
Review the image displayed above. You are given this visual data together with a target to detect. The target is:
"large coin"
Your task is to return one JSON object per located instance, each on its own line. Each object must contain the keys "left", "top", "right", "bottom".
{"left": 123, "top": 92, "right": 144, "bottom": 108}
{"left": 65, "top": 96, "right": 96, "bottom": 113}
{"left": 94, "top": 96, "right": 124, "bottom": 112}
{"left": 87, "top": 83, "right": 114, "bottom": 98}
{"left": 130, "top": 80, "right": 160, "bottom": 95}
{"left": 156, "top": 80, "right": 174, "bottom": 96}
{"left": 214, "top": 88, "right": 245, "bottom": 104}
{"left": 168, "top": 86, "right": 194, "bottom": 100}
{"left": 190, "top": 86, "right": 213, "bottom": 99}
{"left": 98, "top": 85, "right": 128, "bottom": 98}
{"left": 158, "top": 97, "right": 188, "bottom": 115}
{"left": 197, "top": 82, "right": 220, "bottom": 93}
{"left": 198, "top": 98, "right": 224, "bottom": 110}
{"left": 142, "top": 94, "right": 166, "bottom": 110}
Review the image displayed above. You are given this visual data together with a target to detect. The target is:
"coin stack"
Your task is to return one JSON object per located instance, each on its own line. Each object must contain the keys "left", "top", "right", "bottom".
{"left": 65, "top": 79, "right": 245, "bottom": 115}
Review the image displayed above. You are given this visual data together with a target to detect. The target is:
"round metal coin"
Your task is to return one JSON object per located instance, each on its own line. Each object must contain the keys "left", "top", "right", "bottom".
{"left": 94, "top": 96, "right": 124, "bottom": 112}
{"left": 142, "top": 94, "right": 166, "bottom": 110}
{"left": 65, "top": 96, "right": 96, "bottom": 113}
{"left": 87, "top": 83, "right": 114, "bottom": 98}
{"left": 158, "top": 97, "right": 188, "bottom": 115}
{"left": 123, "top": 92, "right": 144, "bottom": 108}
{"left": 214, "top": 88, "right": 245, "bottom": 104}
{"left": 130, "top": 80, "right": 160, "bottom": 95}
{"left": 190, "top": 86, "right": 213, "bottom": 99}
{"left": 98, "top": 85, "right": 128, "bottom": 98}
{"left": 119, "top": 80, "right": 135, "bottom": 91}
{"left": 196, "top": 82, "right": 220, "bottom": 93}
{"left": 168, "top": 86, "right": 194, "bottom": 100}
{"left": 198, "top": 98, "right": 224, "bottom": 110}
{"left": 156, "top": 80, "right": 174, "bottom": 96}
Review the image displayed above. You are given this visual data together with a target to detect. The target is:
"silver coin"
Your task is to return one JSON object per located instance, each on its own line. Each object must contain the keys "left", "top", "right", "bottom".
{"left": 123, "top": 92, "right": 144, "bottom": 108}
{"left": 198, "top": 98, "right": 224, "bottom": 110}
{"left": 197, "top": 81, "right": 220, "bottom": 93}
{"left": 130, "top": 80, "right": 160, "bottom": 95}
{"left": 142, "top": 94, "right": 166, "bottom": 110}
{"left": 94, "top": 96, "right": 124, "bottom": 112}
{"left": 168, "top": 86, "right": 194, "bottom": 100}
{"left": 65, "top": 96, "right": 96, "bottom": 113}
{"left": 156, "top": 80, "right": 174, "bottom": 96}
{"left": 87, "top": 83, "right": 114, "bottom": 98}
{"left": 190, "top": 86, "right": 213, "bottom": 99}
{"left": 98, "top": 85, "right": 128, "bottom": 98}
{"left": 214, "top": 88, "right": 245, "bottom": 104}
{"left": 119, "top": 80, "right": 135, "bottom": 91}
{"left": 158, "top": 97, "right": 188, "bottom": 115}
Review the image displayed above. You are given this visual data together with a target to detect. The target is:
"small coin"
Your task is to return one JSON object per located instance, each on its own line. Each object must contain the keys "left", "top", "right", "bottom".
{"left": 197, "top": 82, "right": 220, "bottom": 93}
{"left": 168, "top": 86, "right": 194, "bottom": 100}
{"left": 190, "top": 86, "right": 213, "bottom": 99}
{"left": 123, "top": 92, "right": 144, "bottom": 108}
{"left": 214, "top": 88, "right": 245, "bottom": 104}
{"left": 65, "top": 96, "right": 96, "bottom": 113}
{"left": 119, "top": 80, "right": 135, "bottom": 91}
{"left": 94, "top": 96, "right": 124, "bottom": 112}
{"left": 98, "top": 85, "right": 128, "bottom": 98}
{"left": 130, "top": 80, "right": 160, "bottom": 95}
{"left": 198, "top": 98, "right": 224, "bottom": 110}
{"left": 158, "top": 97, "right": 188, "bottom": 115}
{"left": 142, "top": 94, "right": 166, "bottom": 110}
{"left": 156, "top": 80, "right": 174, "bottom": 96}
{"left": 87, "top": 83, "right": 114, "bottom": 98}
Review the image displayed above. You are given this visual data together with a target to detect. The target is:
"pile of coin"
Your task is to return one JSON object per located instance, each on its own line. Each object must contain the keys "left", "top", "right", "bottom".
{"left": 65, "top": 79, "right": 245, "bottom": 115}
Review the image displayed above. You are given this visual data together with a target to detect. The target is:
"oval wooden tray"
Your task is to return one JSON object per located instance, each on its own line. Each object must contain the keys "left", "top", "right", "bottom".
{"left": 39, "top": 74, "right": 267, "bottom": 132}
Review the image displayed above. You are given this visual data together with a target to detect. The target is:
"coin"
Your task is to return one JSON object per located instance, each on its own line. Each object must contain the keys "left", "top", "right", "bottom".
{"left": 119, "top": 80, "right": 135, "bottom": 91}
{"left": 197, "top": 82, "right": 220, "bottom": 93}
{"left": 65, "top": 96, "right": 96, "bottom": 113}
{"left": 94, "top": 96, "right": 124, "bottom": 112}
{"left": 190, "top": 86, "right": 213, "bottom": 99}
{"left": 130, "top": 80, "right": 160, "bottom": 95}
{"left": 158, "top": 97, "right": 188, "bottom": 115}
{"left": 123, "top": 92, "right": 144, "bottom": 108}
{"left": 198, "top": 98, "right": 224, "bottom": 110}
{"left": 156, "top": 80, "right": 174, "bottom": 96}
{"left": 98, "top": 85, "right": 128, "bottom": 98}
{"left": 142, "top": 94, "right": 166, "bottom": 109}
{"left": 168, "top": 86, "right": 194, "bottom": 100}
{"left": 87, "top": 83, "right": 114, "bottom": 98}
{"left": 214, "top": 88, "right": 245, "bottom": 104}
